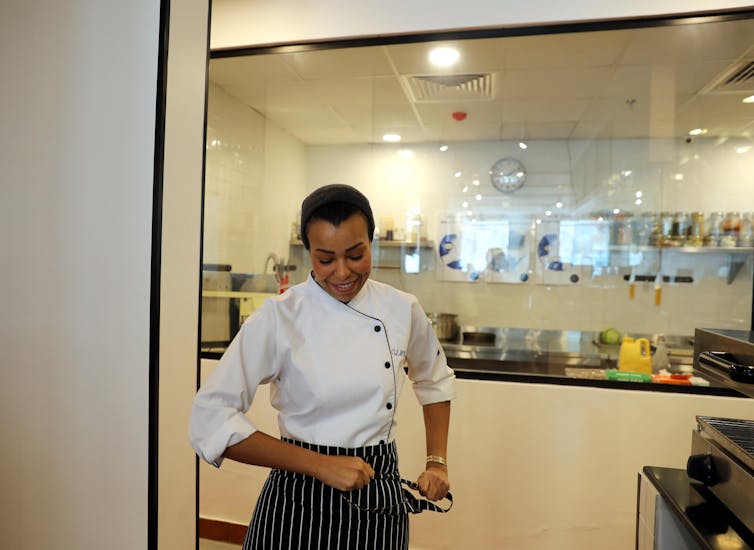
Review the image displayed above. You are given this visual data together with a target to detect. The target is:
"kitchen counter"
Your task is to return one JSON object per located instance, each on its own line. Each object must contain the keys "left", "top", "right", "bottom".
{"left": 442, "top": 328, "right": 746, "bottom": 397}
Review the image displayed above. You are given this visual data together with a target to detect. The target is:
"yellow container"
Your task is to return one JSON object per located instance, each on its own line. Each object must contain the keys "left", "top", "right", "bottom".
{"left": 618, "top": 337, "right": 653, "bottom": 375}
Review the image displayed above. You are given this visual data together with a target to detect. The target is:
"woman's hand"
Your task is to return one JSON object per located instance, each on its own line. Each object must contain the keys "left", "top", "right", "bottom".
{"left": 314, "top": 455, "right": 375, "bottom": 491}
{"left": 417, "top": 464, "right": 450, "bottom": 501}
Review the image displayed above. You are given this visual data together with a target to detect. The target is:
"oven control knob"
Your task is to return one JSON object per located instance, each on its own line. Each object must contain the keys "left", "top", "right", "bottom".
{"left": 686, "top": 453, "right": 718, "bottom": 486}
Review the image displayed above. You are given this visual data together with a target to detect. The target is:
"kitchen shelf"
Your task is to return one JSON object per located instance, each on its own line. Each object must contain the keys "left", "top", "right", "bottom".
{"left": 605, "top": 245, "right": 754, "bottom": 254}
{"left": 373, "top": 239, "right": 434, "bottom": 249}
{"left": 289, "top": 239, "right": 434, "bottom": 249}
{"left": 202, "top": 290, "right": 276, "bottom": 299}
{"left": 608, "top": 245, "right": 752, "bottom": 284}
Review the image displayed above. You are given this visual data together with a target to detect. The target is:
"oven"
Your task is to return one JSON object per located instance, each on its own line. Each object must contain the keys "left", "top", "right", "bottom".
{"left": 637, "top": 329, "right": 754, "bottom": 550}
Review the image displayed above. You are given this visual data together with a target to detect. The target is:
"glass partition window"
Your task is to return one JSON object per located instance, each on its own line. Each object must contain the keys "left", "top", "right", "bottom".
{"left": 202, "top": 16, "right": 754, "bottom": 351}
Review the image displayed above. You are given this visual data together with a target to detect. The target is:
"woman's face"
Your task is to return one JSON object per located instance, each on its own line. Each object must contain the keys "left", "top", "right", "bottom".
{"left": 307, "top": 213, "right": 372, "bottom": 303}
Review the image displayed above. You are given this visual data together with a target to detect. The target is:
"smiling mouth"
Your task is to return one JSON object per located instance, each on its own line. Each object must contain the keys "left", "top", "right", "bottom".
{"left": 331, "top": 279, "right": 358, "bottom": 292}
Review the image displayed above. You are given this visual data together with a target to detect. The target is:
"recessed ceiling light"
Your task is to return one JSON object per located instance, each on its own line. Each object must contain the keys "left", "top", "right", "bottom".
{"left": 736, "top": 146, "right": 751, "bottom": 154}
{"left": 545, "top": 210, "right": 552, "bottom": 217}
{"left": 454, "top": 171, "right": 462, "bottom": 178}
{"left": 462, "top": 201, "right": 469, "bottom": 208}
{"left": 429, "top": 47, "right": 460, "bottom": 67}
{"left": 475, "top": 194, "right": 482, "bottom": 201}
{"left": 688, "top": 128, "right": 707, "bottom": 136}
{"left": 398, "top": 149, "right": 413, "bottom": 158}
{"left": 635, "top": 199, "right": 643, "bottom": 205}
{"left": 518, "top": 142, "right": 528, "bottom": 150}
{"left": 613, "top": 208, "right": 620, "bottom": 214}
{"left": 743, "top": 95, "right": 754, "bottom": 104}
{"left": 555, "top": 201, "right": 563, "bottom": 208}
{"left": 635, "top": 191, "right": 643, "bottom": 198}
{"left": 439, "top": 144, "right": 449, "bottom": 152}
{"left": 382, "top": 133, "right": 401, "bottom": 142}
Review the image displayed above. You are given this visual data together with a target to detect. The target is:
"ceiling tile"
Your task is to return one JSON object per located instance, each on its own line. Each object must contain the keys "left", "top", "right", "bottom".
{"left": 500, "top": 100, "right": 588, "bottom": 123}
{"left": 620, "top": 19, "right": 754, "bottom": 65}
{"left": 287, "top": 46, "right": 394, "bottom": 79}
{"left": 500, "top": 29, "right": 632, "bottom": 69}
{"left": 210, "top": 55, "right": 299, "bottom": 86}
{"left": 209, "top": 16, "right": 754, "bottom": 144}
{"left": 385, "top": 37, "right": 505, "bottom": 75}
{"left": 499, "top": 67, "right": 614, "bottom": 100}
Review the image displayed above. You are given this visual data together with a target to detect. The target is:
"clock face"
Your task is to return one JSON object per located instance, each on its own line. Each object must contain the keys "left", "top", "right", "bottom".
{"left": 490, "top": 157, "right": 526, "bottom": 193}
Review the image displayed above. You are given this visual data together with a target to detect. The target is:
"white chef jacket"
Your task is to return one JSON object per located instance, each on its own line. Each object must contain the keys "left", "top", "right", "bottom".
{"left": 189, "top": 273, "right": 456, "bottom": 466}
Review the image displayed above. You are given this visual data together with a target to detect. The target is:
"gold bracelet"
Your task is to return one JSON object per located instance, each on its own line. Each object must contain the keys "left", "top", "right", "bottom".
{"left": 426, "top": 455, "right": 447, "bottom": 466}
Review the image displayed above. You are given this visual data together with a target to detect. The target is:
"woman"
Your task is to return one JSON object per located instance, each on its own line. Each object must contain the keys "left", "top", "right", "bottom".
{"left": 190, "top": 184, "right": 456, "bottom": 549}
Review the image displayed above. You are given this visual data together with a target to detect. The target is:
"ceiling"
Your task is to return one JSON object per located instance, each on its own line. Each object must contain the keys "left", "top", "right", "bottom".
{"left": 209, "top": 17, "right": 754, "bottom": 145}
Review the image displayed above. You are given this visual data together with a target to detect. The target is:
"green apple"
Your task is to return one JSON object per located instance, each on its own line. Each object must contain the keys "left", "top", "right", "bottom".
{"left": 600, "top": 328, "right": 622, "bottom": 345}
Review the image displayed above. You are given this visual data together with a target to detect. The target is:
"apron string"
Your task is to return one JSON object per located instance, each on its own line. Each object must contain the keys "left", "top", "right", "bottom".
{"left": 400, "top": 478, "right": 453, "bottom": 514}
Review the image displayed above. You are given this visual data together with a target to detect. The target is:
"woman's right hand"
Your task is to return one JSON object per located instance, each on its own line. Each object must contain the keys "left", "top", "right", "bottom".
{"left": 314, "top": 455, "right": 375, "bottom": 491}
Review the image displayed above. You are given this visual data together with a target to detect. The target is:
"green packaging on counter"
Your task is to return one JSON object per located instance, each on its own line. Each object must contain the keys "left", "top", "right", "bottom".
{"left": 606, "top": 370, "right": 652, "bottom": 383}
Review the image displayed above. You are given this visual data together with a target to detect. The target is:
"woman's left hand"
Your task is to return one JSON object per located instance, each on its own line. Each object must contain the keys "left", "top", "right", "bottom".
{"left": 416, "top": 465, "right": 450, "bottom": 501}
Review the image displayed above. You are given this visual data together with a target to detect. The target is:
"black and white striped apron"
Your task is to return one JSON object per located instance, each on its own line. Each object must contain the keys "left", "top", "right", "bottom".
{"left": 242, "top": 438, "right": 452, "bottom": 550}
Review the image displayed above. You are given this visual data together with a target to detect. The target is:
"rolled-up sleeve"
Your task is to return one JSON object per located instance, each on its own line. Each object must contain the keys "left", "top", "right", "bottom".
{"left": 189, "top": 302, "right": 278, "bottom": 466}
{"left": 406, "top": 299, "right": 456, "bottom": 405}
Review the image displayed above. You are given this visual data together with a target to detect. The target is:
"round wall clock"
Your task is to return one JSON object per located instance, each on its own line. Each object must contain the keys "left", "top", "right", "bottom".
{"left": 490, "top": 157, "right": 526, "bottom": 193}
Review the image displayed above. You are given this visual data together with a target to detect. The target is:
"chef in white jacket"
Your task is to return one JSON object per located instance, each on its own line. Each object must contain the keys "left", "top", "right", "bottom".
{"left": 190, "top": 183, "right": 456, "bottom": 550}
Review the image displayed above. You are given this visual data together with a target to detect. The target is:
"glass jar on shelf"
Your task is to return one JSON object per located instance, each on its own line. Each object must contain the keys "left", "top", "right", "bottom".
{"left": 739, "top": 212, "right": 753, "bottom": 247}
{"left": 686, "top": 211, "right": 705, "bottom": 247}
{"left": 615, "top": 213, "right": 635, "bottom": 245}
{"left": 666, "top": 211, "right": 686, "bottom": 246}
{"left": 659, "top": 211, "right": 674, "bottom": 245}
{"left": 720, "top": 211, "right": 740, "bottom": 247}
{"left": 705, "top": 211, "right": 724, "bottom": 246}
{"left": 637, "top": 212, "right": 657, "bottom": 246}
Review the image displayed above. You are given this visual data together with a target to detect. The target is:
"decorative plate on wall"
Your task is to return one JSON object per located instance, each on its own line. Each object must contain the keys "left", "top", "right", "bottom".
{"left": 490, "top": 157, "right": 526, "bottom": 193}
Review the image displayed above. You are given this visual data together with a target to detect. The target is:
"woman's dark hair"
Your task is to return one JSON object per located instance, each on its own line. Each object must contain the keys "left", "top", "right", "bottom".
{"left": 300, "top": 184, "right": 375, "bottom": 249}
{"left": 303, "top": 202, "right": 371, "bottom": 248}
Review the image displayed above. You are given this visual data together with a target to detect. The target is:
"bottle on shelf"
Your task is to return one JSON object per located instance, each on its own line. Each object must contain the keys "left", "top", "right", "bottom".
{"left": 720, "top": 211, "right": 740, "bottom": 247}
{"left": 738, "top": 212, "right": 753, "bottom": 247}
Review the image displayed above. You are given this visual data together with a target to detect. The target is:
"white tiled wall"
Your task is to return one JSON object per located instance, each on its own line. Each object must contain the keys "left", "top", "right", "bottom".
{"left": 204, "top": 83, "right": 307, "bottom": 274}
{"left": 205, "top": 88, "right": 753, "bottom": 334}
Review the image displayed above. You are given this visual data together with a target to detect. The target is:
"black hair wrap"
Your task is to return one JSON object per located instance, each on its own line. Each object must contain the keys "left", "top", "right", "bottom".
{"left": 300, "top": 184, "right": 375, "bottom": 249}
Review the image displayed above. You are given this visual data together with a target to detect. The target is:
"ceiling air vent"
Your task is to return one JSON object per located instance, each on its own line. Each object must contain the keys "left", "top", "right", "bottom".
{"left": 403, "top": 73, "right": 495, "bottom": 103}
{"left": 702, "top": 59, "right": 754, "bottom": 94}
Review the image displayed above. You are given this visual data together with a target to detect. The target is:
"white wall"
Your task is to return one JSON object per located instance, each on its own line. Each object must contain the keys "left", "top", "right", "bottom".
{"left": 210, "top": 0, "right": 754, "bottom": 48}
{"left": 204, "top": 83, "right": 307, "bottom": 275}
{"left": 198, "top": 360, "right": 754, "bottom": 549}
{"left": 0, "top": 1, "right": 209, "bottom": 549}
{"left": 0, "top": 2, "right": 159, "bottom": 549}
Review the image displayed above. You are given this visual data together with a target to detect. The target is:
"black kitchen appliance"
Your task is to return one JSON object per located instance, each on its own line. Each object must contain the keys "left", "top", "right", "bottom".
{"left": 685, "top": 329, "right": 754, "bottom": 542}
{"left": 638, "top": 329, "right": 754, "bottom": 550}
{"left": 687, "top": 416, "right": 754, "bottom": 536}
{"left": 693, "top": 328, "right": 754, "bottom": 398}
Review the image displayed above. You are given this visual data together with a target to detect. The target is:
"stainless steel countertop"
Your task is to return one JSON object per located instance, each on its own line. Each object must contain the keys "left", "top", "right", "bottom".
{"left": 441, "top": 327, "right": 694, "bottom": 369}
